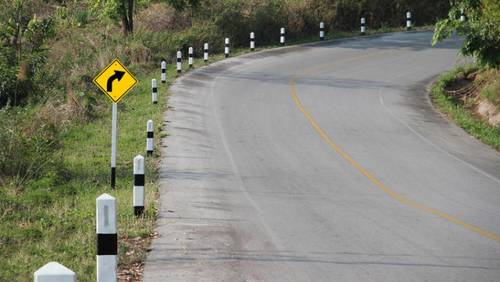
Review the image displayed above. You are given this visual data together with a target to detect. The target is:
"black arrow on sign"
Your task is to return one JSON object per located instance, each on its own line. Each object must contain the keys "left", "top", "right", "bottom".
{"left": 106, "top": 70, "right": 126, "bottom": 92}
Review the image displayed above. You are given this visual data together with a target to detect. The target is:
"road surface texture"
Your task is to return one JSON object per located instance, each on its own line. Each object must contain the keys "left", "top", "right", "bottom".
{"left": 144, "top": 32, "right": 500, "bottom": 281}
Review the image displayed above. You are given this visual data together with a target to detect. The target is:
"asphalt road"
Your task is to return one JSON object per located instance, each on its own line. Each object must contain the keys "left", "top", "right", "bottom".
{"left": 144, "top": 32, "right": 500, "bottom": 281}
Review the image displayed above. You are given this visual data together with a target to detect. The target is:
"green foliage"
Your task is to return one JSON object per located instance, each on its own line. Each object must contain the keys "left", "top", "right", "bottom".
{"left": 431, "top": 66, "right": 500, "bottom": 150}
{"left": 433, "top": 0, "right": 500, "bottom": 68}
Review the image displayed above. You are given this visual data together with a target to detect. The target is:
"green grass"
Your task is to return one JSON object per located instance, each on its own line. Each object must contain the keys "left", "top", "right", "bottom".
{"left": 431, "top": 67, "right": 500, "bottom": 151}
{"left": 0, "top": 24, "right": 437, "bottom": 281}
{"left": 0, "top": 67, "right": 166, "bottom": 281}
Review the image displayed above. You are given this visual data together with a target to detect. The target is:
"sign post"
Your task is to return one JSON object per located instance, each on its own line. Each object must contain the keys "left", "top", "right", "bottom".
{"left": 93, "top": 59, "right": 138, "bottom": 188}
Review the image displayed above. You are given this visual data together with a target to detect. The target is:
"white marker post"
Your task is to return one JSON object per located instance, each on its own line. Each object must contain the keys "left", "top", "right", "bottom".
{"left": 460, "top": 10, "right": 466, "bottom": 22}
{"left": 406, "top": 11, "right": 412, "bottom": 30}
{"left": 176, "top": 50, "right": 182, "bottom": 74}
{"left": 34, "top": 262, "right": 76, "bottom": 282}
{"left": 224, "top": 38, "right": 230, "bottom": 58}
{"left": 280, "top": 27, "right": 285, "bottom": 46}
{"left": 110, "top": 103, "right": 117, "bottom": 189}
{"left": 96, "top": 194, "right": 117, "bottom": 282}
{"left": 188, "top": 47, "right": 194, "bottom": 68}
{"left": 360, "top": 17, "right": 366, "bottom": 35}
{"left": 133, "top": 155, "right": 145, "bottom": 216}
{"left": 320, "top": 22, "right": 325, "bottom": 41}
{"left": 146, "top": 120, "right": 153, "bottom": 156}
{"left": 160, "top": 60, "right": 166, "bottom": 84}
{"left": 250, "top": 32, "right": 255, "bottom": 51}
{"left": 204, "top": 43, "right": 209, "bottom": 63}
{"left": 151, "top": 79, "right": 157, "bottom": 104}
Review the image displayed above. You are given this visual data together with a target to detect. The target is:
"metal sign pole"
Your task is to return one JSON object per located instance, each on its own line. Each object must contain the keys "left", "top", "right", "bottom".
{"left": 111, "top": 102, "right": 117, "bottom": 188}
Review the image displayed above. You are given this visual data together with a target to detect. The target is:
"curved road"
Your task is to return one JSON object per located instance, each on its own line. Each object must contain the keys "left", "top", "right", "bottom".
{"left": 144, "top": 32, "right": 500, "bottom": 281}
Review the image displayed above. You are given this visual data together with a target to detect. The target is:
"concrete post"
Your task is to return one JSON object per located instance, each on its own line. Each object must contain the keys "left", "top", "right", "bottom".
{"left": 176, "top": 51, "right": 182, "bottom": 74}
{"left": 146, "top": 120, "right": 153, "bottom": 156}
{"left": 188, "top": 47, "right": 193, "bottom": 68}
{"left": 361, "top": 17, "right": 366, "bottom": 35}
{"left": 133, "top": 155, "right": 145, "bottom": 216}
{"left": 96, "top": 193, "right": 117, "bottom": 282}
{"left": 204, "top": 43, "right": 209, "bottom": 63}
{"left": 250, "top": 32, "right": 255, "bottom": 51}
{"left": 224, "top": 38, "right": 230, "bottom": 58}
{"left": 280, "top": 27, "right": 285, "bottom": 45}
{"left": 406, "top": 11, "right": 412, "bottom": 30}
{"left": 34, "top": 262, "right": 76, "bottom": 282}
{"left": 320, "top": 22, "right": 325, "bottom": 41}
{"left": 151, "top": 79, "right": 157, "bottom": 104}
{"left": 160, "top": 60, "right": 166, "bottom": 84}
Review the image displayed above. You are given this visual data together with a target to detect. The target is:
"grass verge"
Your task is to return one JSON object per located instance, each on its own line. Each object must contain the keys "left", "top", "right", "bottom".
{"left": 430, "top": 66, "right": 500, "bottom": 151}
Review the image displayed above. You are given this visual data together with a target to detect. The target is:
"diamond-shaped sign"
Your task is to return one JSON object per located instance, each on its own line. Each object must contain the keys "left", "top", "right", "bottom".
{"left": 93, "top": 59, "right": 138, "bottom": 103}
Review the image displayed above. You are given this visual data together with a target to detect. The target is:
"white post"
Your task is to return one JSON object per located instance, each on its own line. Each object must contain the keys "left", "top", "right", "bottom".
{"left": 319, "top": 22, "right": 325, "bottom": 41}
{"left": 96, "top": 194, "right": 117, "bottom": 282}
{"left": 460, "top": 10, "right": 465, "bottom": 22}
{"left": 406, "top": 11, "right": 412, "bottom": 30}
{"left": 160, "top": 60, "right": 166, "bottom": 84}
{"left": 34, "top": 262, "right": 76, "bottom": 282}
{"left": 204, "top": 43, "right": 209, "bottom": 63}
{"left": 188, "top": 47, "right": 193, "bottom": 68}
{"left": 360, "top": 17, "right": 366, "bottom": 35}
{"left": 133, "top": 155, "right": 145, "bottom": 216}
{"left": 110, "top": 103, "right": 117, "bottom": 188}
{"left": 151, "top": 79, "right": 157, "bottom": 104}
{"left": 250, "top": 32, "right": 255, "bottom": 51}
{"left": 224, "top": 38, "right": 230, "bottom": 58}
{"left": 176, "top": 50, "right": 182, "bottom": 74}
{"left": 280, "top": 27, "right": 285, "bottom": 45}
{"left": 146, "top": 120, "right": 153, "bottom": 156}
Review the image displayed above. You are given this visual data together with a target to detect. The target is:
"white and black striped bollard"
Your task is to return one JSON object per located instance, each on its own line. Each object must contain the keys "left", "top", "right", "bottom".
{"left": 133, "top": 155, "right": 145, "bottom": 216}
{"left": 320, "top": 22, "right": 325, "bottom": 41}
{"left": 406, "top": 11, "right": 412, "bottom": 30}
{"left": 250, "top": 32, "right": 255, "bottom": 51}
{"left": 280, "top": 27, "right": 285, "bottom": 46}
{"left": 96, "top": 193, "right": 117, "bottom": 282}
{"left": 176, "top": 51, "right": 182, "bottom": 74}
{"left": 160, "top": 60, "right": 166, "bottom": 84}
{"left": 224, "top": 38, "right": 230, "bottom": 58}
{"left": 204, "top": 43, "right": 209, "bottom": 63}
{"left": 188, "top": 47, "right": 193, "bottom": 68}
{"left": 360, "top": 17, "right": 366, "bottom": 35}
{"left": 460, "top": 10, "right": 466, "bottom": 22}
{"left": 151, "top": 79, "right": 157, "bottom": 104}
{"left": 146, "top": 120, "right": 153, "bottom": 156}
{"left": 34, "top": 262, "right": 76, "bottom": 282}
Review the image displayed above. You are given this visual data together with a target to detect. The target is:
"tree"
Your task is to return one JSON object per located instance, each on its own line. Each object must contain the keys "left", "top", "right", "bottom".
{"left": 95, "top": 0, "right": 135, "bottom": 36}
{"left": 433, "top": 0, "right": 500, "bottom": 68}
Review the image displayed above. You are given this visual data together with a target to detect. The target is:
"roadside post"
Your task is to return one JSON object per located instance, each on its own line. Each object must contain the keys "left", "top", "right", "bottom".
{"left": 160, "top": 60, "right": 166, "bottom": 83}
{"left": 133, "top": 155, "right": 145, "bottom": 216}
{"left": 250, "top": 32, "right": 255, "bottom": 51}
{"left": 146, "top": 120, "right": 154, "bottom": 156}
{"left": 224, "top": 38, "right": 230, "bottom": 58}
{"left": 361, "top": 17, "right": 366, "bottom": 35}
{"left": 151, "top": 79, "right": 157, "bottom": 104}
{"left": 460, "top": 10, "right": 466, "bottom": 22}
{"left": 320, "top": 22, "right": 325, "bottom": 41}
{"left": 96, "top": 193, "right": 117, "bottom": 282}
{"left": 406, "top": 11, "right": 412, "bottom": 30}
{"left": 188, "top": 47, "right": 194, "bottom": 68}
{"left": 280, "top": 27, "right": 285, "bottom": 46}
{"left": 93, "top": 59, "right": 138, "bottom": 188}
{"left": 176, "top": 50, "right": 182, "bottom": 74}
{"left": 204, "top": 43, "right": 209, "bottom": 63}
{"left": 34, "top": 262, "right": 76, "bottom": 282}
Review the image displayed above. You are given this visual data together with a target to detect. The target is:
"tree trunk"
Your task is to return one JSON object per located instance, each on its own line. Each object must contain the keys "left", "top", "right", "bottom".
{"left": 127, "top": 0, "right": 134, "bottom": 33}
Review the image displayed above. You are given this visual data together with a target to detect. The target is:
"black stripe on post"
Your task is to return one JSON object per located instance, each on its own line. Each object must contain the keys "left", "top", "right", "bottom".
{"left": 111, "top": 167, "right": 116, "bottom": 189}
{"left": 147, "top": 132, "right": 154, "bottom": 138}
{"left": 134, "top": 174, "right": 145, "bottom": 186}
{"left": 152, "top": 87, "right": 157, "bottom": 93}
{"left": 97, "top": 233, "right": 117, "bottom": 255}
{"left": 134, "top": 206, "right": 144, "bottom": 216}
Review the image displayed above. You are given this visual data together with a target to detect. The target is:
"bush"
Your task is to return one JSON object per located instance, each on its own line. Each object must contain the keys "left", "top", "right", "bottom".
{"left": 433, "top": 0, "right": 500, "bottom": 68}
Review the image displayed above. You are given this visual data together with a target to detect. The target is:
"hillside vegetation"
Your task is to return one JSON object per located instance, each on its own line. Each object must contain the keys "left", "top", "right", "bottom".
{"left": 0, "top": 0, "right": 471, "bottom": 281}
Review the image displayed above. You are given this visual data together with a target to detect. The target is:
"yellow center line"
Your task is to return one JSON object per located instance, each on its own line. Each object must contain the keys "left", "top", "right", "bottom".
{"left": 289, "top": 56, "right": 500, "bottom": 243}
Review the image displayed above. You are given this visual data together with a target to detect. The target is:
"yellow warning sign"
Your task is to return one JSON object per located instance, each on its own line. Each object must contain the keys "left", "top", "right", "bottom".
{"left": 93, "top": 59, "right": 138, "bottom": 103}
